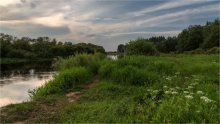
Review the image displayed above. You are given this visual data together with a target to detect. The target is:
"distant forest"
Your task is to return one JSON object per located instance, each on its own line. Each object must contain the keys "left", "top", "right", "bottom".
{"left": 0, "top": 34, "right": 105, "bottom": 59}
{"left": 118, "top": 19, "right": 219, "bottom": 54}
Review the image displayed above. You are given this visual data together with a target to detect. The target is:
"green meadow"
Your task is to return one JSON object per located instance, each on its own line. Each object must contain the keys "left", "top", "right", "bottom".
{"left": 1, "top": 54, "right": 219, "bottom": 123}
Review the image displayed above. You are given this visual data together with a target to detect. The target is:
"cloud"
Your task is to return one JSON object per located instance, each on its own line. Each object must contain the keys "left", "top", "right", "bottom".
{"left": 0, "top": 0, "right": 219, "bottom": 51}
{"left": 0, "top": 0, "right": 21, "bottom": 6}
{"left": 105, "top": 30, "right": 181, "bottom": 37}
{"left": 129, "top": 0, "right": 209, "bottom": 17}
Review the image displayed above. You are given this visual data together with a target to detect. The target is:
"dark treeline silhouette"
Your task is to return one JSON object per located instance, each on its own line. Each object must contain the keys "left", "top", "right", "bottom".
{"left": 118, "top": 19, "right": 219, "bottom": 55}
{"left": 0, "top": 34, "right": 105, "bottom": 59}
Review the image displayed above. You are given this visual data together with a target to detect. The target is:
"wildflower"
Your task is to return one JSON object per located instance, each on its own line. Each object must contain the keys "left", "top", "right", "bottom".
{"left": 165, "top": 91, "right": 171, "bottom": 94}
{"left": 185, "top": 95, "right": 193, "bottom": 99}
{"left": 147, "top": 89, "right": 152, "bottom": 92}
{"left": 184, "top": 91, "right": 189, "bottom": 94}
{"left": 191, "top": 82, "right": 199, "bottom": 86}
{"left": 187, "top": 86, "right": 194, "bottom": 89}
{"left": 185, "top": 76, "right": 189, "bottom": 79}
{"left": 196, "top": 110, "right": 200, "bottom": 113}
{"left": 200, "top": 96, "right": 213, "bottom": 103}
{"left": 196, "top": 91, "right": 204, "bottom": 95}
{"left": 190, "top": 92, "right": 194, "bottom": 95}
{"left": 170, "top": 88, "right": 175, "bottom": 91}
{"left": 194, "top": 79, "right": 199, "bottom": 81}
{"left": 163, "top": 85, "right": 168, "bottom": 89}
{"left": 171, "top": 91, "right": 178, "bottom": 95}
{"left": 166, "top": 77, "right": 171, "bottom": 80}
{"left": 153, "top": 90, "right": 158, "bottom": 93}
{"left": 175, "top": 86, "right": 180, "bottom": 90}
{"left": 175, "top": 72, "right": 180, "bottom": 75}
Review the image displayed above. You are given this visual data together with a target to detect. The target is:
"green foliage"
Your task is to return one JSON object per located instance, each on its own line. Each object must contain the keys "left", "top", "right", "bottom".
{"left": 53, "top": 53, "right": 106, "bottom": 74}
{"left": 125, "top": 38, "right": 158, "bottom": 55}
{"left": 206, "top": 47, "right": 220, "bottom": 54}
{"left": 202, "top": 19, "right": 220, "bottom": 49}
{"left": 117, "top": 19, "right": 219, "bottom": 54}
{"left": 177, "top": 25, "right": 204, "bottom": 52}
{"left": 117, "top": 44, "right": 126, "bottom": 53}
{"left": 0, "top": 34, "right": 106, "bottom": 59}
{"left": 32, "top": 67, "right": 91, "bottom": 99}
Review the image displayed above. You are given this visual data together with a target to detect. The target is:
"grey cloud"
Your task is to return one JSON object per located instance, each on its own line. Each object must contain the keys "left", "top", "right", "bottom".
{"left": 1, "top": 24, "right": 70, "bottom": 38}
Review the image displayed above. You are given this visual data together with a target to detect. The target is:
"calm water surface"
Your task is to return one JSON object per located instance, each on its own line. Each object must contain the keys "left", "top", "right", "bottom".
{"left": 0, "top": 61, "right": 55, "bottom": 107}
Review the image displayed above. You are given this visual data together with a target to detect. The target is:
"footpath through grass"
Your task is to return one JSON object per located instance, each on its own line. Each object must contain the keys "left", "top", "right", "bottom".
{"left": 0, "top": 54, "right": 219, "bottom": 123}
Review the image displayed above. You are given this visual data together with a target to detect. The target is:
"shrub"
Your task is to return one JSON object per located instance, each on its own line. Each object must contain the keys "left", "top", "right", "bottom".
{"left": 53, "top": 53, "right": 106, "bottom": 74}
{"left": 206, "top": 47, "right": 220, "bottom": 54}
{"left": 99, "top": 59, "right": 159, "bottom": 85}
{"left": 125, "top": 39, "right": 158, "bottom": 55}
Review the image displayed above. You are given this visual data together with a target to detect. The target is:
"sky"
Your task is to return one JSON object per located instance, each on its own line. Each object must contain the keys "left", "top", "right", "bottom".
{"left": 0, "top": 0, "right": 219, "bottom": 51}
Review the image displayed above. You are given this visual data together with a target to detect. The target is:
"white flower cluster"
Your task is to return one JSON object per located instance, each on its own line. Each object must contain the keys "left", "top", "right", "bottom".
{"left": 185, "top": 95, "right": 193, "bottom": 99}
{"left": 196, "top": 91, "right": 204, "bottom": 95}
{"left": 175, "top": 72, "right": 180, "bottom": 75}
{"left": 165, "top": 77, "right": 172, "bottom": 81}
{"left": 200, "top": 96, "right": 214, "bottom": 103}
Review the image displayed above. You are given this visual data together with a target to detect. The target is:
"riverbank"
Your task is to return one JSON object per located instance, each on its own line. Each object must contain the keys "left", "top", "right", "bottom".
{"left": 0, "top": 54, "right": 219, "bottom": 123}
{"left": 0, "top": 58, "right": 53, "bottom": 65}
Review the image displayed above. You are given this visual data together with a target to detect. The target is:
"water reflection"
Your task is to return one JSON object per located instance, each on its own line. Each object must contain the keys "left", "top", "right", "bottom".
{"left": 0, "top": 70, "right": 55, "bottom": 107}
{"left": 0, "top": 59, "right": 55, "bottom": 107}
{"left": 107, "top": 55, "right": 118, "bottom": 60}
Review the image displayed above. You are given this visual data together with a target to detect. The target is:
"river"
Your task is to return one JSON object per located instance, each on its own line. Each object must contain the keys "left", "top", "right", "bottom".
{"left": 0, "top": 61, "right": 55, "bottom": 107}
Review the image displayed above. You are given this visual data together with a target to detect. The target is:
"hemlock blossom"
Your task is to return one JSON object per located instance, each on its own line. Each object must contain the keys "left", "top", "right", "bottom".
{"left": 171, "top": 91, "right": 178, "bottom": 95}
{"left": 200, "top": 96, "right": 213, "bottom": 103}
{"left": 184, "top": 91, "right": 189, "bottom": 94}
{"left": 163, "top": 86, "right": 168, "bottom": 88}
{"left": 153, "top": 90, "right": 159, "bottom": 93}
{"left": 165, "top": 91, "right": 171, "bottom": 94}
{"left": 187, "top": 86, "right": 194, "bottom": 89}
{"left": 191, "top": 82, "right": 199, "bottom": 86}
{"left": 175, "top": 86, "right": 180, "bottom": 90}
{"left": 197, "top": 91, "right": 204, "bottom": 95}
{"left": 166, "top": 77, "right": 171, "bottom": 80}
{"left": 185, "top": 95, "right": 193, "bottom": 99}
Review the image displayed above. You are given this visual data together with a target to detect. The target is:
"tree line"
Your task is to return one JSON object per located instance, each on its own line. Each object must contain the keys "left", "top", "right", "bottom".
{"left": 118, "top": 19, "right": 219, "bottom": 55}
{"left": 0, "top": 34, "right": 105, "bottom": 59}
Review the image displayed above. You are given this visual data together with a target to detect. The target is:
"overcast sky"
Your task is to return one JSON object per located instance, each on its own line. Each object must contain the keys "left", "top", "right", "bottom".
{"left": 0, "top": 0, "right": 219, "bottom": 51}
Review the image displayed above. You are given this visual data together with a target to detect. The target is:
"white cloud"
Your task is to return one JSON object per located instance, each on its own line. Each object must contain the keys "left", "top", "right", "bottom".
{"left": 105, "top": 30, "right": 181, "bottom": 37}
{"left": 0, "top": 0, "right": 21, "bottom": 6}
{"left": 129, "top": 0, "right": 209, "bottom": 17}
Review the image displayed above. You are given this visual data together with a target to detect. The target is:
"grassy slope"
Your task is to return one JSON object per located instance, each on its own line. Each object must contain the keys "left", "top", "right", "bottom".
{"left": 0, "top": 54, "right": 219, "bottom": 123}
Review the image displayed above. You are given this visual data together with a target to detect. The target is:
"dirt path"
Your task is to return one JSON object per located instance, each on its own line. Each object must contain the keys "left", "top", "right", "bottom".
{"left": 1, "top": 75, "right": 99, "bottom": 124}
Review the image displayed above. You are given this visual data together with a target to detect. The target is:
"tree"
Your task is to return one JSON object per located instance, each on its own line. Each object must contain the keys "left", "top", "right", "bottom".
{"left": 117, "top": 44, "right": 125, "bottom": 53}
{"left": 125, "top": 38, "right": 158, "bottom": 55}
{"left": 202, "top": 19, "right": 220, "bottom": 49}
{"left": 177, "top": 25, "right": 203, "bottom": 52}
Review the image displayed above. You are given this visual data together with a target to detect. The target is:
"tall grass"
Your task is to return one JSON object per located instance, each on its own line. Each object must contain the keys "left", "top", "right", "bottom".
{"left": 53, "top": 53, "right": 106, "bottom": 74}
{"left": 31, "top": 53, "right": 107, "bottom": 99}
{"left": 32, "top": 67, "right": 91, "bottom": 99}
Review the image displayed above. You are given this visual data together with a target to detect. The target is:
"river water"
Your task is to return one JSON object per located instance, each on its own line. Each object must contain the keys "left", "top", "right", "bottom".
{"left": 0, "top": 61, "right": 55, "bottom": 107}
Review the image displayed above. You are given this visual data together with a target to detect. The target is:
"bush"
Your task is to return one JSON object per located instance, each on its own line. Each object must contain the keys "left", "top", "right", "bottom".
{"left": 32, "top": 67, "right": 91, "bottom": 99}
{"left": 53, "top": 53, "right": 106, "bottom": 74}
{"left": 125, "top": 39, "right": 158, "bottom": 55}
{"left": 206, "top": 47, "right": 220, "bottom": 54}
{"left": 99, "top": 57, "right": 159, "bottom": 85}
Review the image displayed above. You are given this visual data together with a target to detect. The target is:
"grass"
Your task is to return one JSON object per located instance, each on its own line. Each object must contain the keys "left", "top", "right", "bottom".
{"left": 0, "top": 54, "right": 219, "bottom": 123}
{"left": 31, "top": 67, "right": 92, "bottom": 99}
